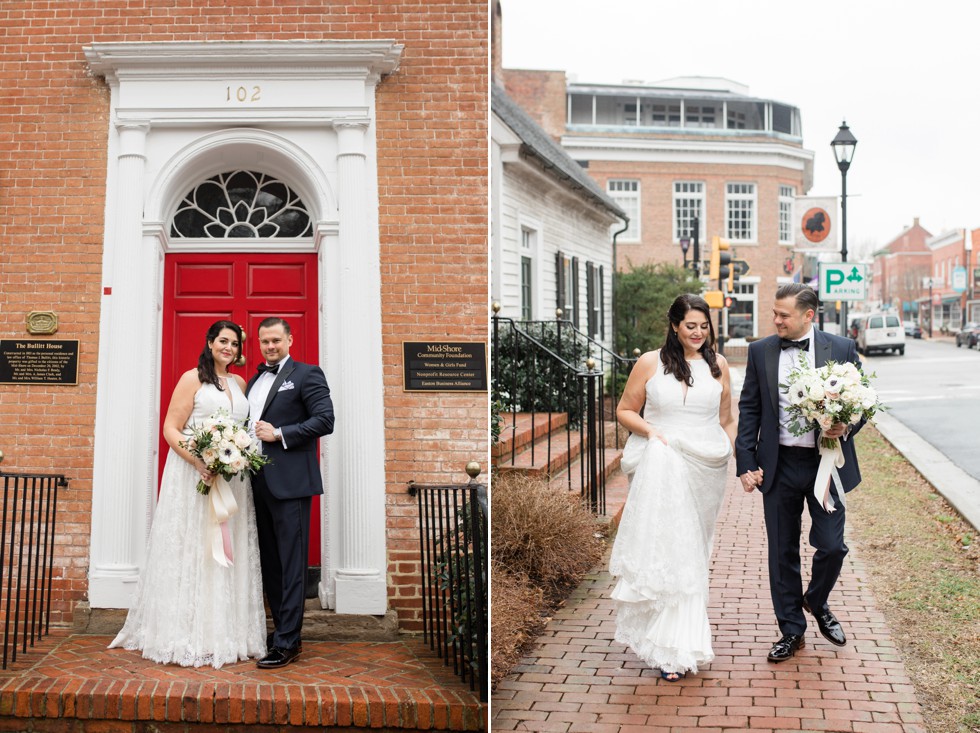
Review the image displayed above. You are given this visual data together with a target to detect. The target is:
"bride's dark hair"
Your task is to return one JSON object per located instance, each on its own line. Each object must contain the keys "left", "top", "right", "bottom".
{"left": 198, "top": 320, "right": 243, "bottom": 390}
{"left": 660, "top": 294, "right": 721, "bottom": 385}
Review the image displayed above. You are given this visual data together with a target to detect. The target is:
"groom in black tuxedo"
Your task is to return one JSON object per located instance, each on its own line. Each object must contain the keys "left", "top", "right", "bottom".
{"left": 247, "top": 317, "right": 335, "bottom": 669}
{"left": 735, "top": 284, "right": 864, "bottom": 663}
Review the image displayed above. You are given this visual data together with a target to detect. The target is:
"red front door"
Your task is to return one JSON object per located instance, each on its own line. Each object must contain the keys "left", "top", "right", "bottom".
{"left": 160, "top": 252, "right": 322, "bottom": 567}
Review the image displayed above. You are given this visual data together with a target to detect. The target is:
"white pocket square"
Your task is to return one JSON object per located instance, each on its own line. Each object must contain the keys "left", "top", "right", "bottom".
{"left": 278, "top": 381, "right": 295, "bottom": 392}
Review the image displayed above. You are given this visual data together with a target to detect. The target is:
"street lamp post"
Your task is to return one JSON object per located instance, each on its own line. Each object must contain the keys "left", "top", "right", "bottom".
{"left": 831, "top": 121, "right": 857, "bottom": 336}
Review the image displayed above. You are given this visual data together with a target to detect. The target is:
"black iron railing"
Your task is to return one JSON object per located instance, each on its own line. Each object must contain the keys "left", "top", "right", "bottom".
{"left": 409, "top": 470, "right": 487, "bottom": 701}
{"left": 516, "top": 317, "right": 637, "bottom": 450}
{"left": 0, "top": 471, "right": 65, "bottom": 669}
{"left": 492, "top": 312, "right": 625, "bottom": 511}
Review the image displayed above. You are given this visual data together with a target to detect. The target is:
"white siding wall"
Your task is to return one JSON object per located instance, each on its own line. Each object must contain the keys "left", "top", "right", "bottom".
{"left": 497, "top": 163, "right": 616, "bottom": 356}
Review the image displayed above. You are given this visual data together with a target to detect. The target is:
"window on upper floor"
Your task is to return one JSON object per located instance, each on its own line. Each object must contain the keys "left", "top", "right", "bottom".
{"left": 778, "top": 185, "right": 795, "bottom": 244}
{"left": 684, "top": 104, "right": 717, "bottom": 128}
{"left": 649, "top": 102, "right": 681, "bottom": 127}
{"left": 726, "top": 183, "right": 756, "bottom": 242}
{"left": 673, "top": 182, "right": 704, "bottom": 243}
{"left": 608, "top": 179, "right": 641, "bottom": 241}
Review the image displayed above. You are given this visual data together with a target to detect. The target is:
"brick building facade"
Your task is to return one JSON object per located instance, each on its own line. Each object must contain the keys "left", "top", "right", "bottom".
{"left": 503, "top": 70, "right": 815, "bottom": 341}
{"left": 0, "top": 1, "right": 487, "bottom": 633}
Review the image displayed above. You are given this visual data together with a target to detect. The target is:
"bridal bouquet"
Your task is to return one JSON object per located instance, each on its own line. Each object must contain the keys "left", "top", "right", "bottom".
{"left": 781, "top": 355, "right": 885, "bottom": 512}
{"left": 181, "top": 410, "right": 269, "bottom": 496}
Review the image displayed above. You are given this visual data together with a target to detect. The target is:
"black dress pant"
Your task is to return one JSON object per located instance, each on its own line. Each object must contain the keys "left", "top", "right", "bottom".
{"left": 762, "top": 444, "right": 848, "bottom": 636}
{"left": 252, "top": 470, "right": 311, "bottom": 650}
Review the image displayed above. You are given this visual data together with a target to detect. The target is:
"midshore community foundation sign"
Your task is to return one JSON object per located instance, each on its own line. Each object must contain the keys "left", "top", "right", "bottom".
{"left": 402, "top": 341, "right": 487, "bottom": 392}
{"left": 0, "top": 339, "right": 79, "bottom": 385}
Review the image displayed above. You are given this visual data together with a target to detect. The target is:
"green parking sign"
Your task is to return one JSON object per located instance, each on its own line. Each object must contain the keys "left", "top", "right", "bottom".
{"left": 819, "top": 263, "right": 867, "bottom": 301}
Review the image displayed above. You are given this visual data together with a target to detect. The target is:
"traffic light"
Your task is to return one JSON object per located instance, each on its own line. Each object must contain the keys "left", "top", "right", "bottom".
{"left": 704, "top": 290, "right": 724, "bottom": 309}
{"left": 709, "top": 236, "right": 732, "bottom": 283}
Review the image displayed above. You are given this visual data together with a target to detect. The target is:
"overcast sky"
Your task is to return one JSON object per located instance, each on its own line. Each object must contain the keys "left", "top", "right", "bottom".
{"left": 501, "top": 0, "right": 980, "bottom": 259}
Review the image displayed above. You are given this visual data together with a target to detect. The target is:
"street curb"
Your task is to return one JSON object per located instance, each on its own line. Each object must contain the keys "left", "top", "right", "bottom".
{"left": 871, "top": 410, "right": 980, "bottom": 533}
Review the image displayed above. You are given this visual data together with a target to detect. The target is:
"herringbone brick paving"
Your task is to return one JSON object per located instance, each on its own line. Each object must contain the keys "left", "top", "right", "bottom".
{"left": 0, "top": 633, "right": 484, "bottom": 730}
{"left": 492, "top": 461, "right": 928, "bottom": 732}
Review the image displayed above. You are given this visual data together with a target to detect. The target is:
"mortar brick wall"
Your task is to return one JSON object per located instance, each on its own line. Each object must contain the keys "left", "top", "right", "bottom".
{"left": 0, "top": 0, "right": 488, "bottom": 632}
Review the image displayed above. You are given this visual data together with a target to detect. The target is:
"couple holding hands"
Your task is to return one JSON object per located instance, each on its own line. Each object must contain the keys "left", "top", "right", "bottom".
{"left": 110, "top": 317, "right": 335, "bottom": 670}
{"left": 611, "top": 284, "right": 862, "bottom": 680}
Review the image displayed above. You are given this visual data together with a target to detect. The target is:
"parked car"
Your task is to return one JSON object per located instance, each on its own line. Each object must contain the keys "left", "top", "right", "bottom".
{"left": 857, "top": 313, "right": 905, "bottom": 355}
{"left": 955, "top": 322, "right": 980, "bottom": 348}
{"left": 902, "top": 320, "right": 922, "bottom": 339}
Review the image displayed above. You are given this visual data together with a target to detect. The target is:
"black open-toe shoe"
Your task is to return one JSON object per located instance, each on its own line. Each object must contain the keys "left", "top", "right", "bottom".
{"left": 660, "top": 670, "right": 686, "bottom": 682}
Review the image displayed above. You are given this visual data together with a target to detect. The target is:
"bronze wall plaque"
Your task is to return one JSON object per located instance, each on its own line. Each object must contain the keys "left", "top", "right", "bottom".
{"left": 0, "top": 339, "right": 79, "bottom": 385}
{"left": 402, "top": 341, "right": 487, "bottom": 392}
{"left": 26, "top": 311, "right": 58, "bottom": 335}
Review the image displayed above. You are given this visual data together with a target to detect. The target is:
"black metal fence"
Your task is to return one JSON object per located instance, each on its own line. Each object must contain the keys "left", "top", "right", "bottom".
{"left": 409, "top": 474, "right": 487, "bottom": 701}
{"left": 492, "top": 314, "right": 630, "bottom": 512}
{"left": 0, "top": 471, "right": 64, "bottom": 669}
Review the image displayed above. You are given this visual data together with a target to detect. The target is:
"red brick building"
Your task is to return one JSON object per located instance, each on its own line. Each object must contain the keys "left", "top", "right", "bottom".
{"left": 0, "top": 1, "right": 487, "bottom": 634}
{"left": 503, "top": 70, "right": 815, "bottom": 341}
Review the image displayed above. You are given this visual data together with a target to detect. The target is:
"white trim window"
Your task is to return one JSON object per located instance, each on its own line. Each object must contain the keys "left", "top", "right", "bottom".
{"left": 726, "top": 183, "right": 756, "bottom": 242}
{"left": 673, "top": 181, "right": 704, "bottom": 243}
{"left": 607, "top": 179, "right": 640, "bottom": 242}
{"left": 778, "top": 185, "right": 795, "bottom": 244}
{"left": 520, "top": 226, "right": 536, "bottom": 320}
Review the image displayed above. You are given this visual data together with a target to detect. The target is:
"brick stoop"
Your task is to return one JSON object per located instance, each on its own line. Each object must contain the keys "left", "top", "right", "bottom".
{"left": 0, "top": 633, "right": 485, "bottom": 732}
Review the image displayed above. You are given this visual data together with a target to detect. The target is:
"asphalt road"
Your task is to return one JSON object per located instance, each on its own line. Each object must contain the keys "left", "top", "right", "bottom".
{"left": 861, "top": 336, "right": 980, "bottom": 482}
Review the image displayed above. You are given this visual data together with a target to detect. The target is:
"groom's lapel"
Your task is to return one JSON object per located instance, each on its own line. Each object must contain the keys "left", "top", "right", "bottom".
{"left": 765, "top": 338, "right": 781, "bottom": 418}
{"left": 813, "top": 329, "right": 832, "bottom": 368}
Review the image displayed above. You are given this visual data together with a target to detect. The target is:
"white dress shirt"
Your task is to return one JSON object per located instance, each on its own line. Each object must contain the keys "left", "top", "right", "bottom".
{"left": 248, "top": 355, "right": 290, "bottom": 450}
{"left": 777, "top": 328, "right": 816, "bottom": 448}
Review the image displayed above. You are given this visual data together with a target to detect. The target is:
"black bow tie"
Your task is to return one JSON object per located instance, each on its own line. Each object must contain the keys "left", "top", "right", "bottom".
{"left": 256, "top": 362, "right": 280, "bottom": 375}
{"left": 780, "top": 337, "right": 810, "bottom": 351}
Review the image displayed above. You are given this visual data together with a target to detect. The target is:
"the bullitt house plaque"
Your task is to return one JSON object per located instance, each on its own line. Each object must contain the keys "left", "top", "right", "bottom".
{"left": 0, "top": 339, "right": 79, "bottom": 385}
{"left": 403, "top": 341, "right": 487, "bottom": 392}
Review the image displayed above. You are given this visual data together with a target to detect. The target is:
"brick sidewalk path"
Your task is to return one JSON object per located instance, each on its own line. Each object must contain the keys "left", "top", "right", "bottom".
{"left": 492, "top": 464, "right": 928, "bottom": 732}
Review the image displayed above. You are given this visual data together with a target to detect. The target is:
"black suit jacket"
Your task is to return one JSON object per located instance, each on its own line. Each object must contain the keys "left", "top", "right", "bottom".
{"left": 245, "top": 359, "right": 335, "bottom": 500}
{"left": 735, "top": 329, "right": 864, "bottom": 494}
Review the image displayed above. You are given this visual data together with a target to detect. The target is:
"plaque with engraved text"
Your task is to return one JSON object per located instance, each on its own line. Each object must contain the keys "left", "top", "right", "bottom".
{"left": 0, "top": 340, "right": 79, "bottom": 385}
{"left": 402, "top": 341, "right": 487, "bottom": 392}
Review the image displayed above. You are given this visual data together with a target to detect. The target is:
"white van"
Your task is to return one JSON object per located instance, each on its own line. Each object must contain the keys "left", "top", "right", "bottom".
{"left": 857, "top": 313, "right": 905, "bottom": 355}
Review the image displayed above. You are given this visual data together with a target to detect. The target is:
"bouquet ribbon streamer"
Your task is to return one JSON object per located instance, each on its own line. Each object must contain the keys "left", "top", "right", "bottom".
{"left": 209, "top": 475, "right": 239, "bottom": 566}
{"left": 815, "top": 433, "right": 847, "bottom": 513}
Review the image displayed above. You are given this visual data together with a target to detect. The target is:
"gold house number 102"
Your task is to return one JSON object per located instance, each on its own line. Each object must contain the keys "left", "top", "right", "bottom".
{"left": 226, "top": 85, "right": 261, "bottom": 103}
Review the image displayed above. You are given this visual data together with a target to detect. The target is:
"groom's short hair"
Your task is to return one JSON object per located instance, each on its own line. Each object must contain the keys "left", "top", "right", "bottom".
{"left": 775, "top": 283, "right": 819, "bottom": 314}
{"left": 258, "top": 316, "right": 292, "bottom": 335}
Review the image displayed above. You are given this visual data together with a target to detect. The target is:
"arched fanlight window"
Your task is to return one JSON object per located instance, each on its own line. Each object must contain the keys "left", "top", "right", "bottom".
{"left": 170, "top": 170, "right": 312, "bottom": 238}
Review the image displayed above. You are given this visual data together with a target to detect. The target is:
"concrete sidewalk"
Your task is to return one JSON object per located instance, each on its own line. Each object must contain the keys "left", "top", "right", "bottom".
{"left": 492, "top": 462, "right": 928, "bottom": 732}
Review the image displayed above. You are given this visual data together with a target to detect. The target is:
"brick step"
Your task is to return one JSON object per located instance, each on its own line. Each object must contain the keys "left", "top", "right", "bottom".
{"left": 0, "top": 631, "right": 486, "bottom": 731}
{"left": 494, "top": 427, "right": 584, "bottom": 476}
{"left": 548, "top": 446, "right": 623, "bottom": 501}
{"left": 492, "top": 411, "right": 569, "bottom": 460}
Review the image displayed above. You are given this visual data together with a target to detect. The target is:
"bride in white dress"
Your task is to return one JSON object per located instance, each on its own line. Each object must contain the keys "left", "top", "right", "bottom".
{"left": 610, "top": 294, "right": 736, "bottom": 681}
{"left": 110, "top": 321, "right": 266, "bottom": 668}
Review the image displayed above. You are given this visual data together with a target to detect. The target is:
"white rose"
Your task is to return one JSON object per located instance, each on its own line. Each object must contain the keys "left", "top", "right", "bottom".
{"left": 202, "top": 447, "right": 219, "bottom": 465}
{"left": 233, "top": 430, "right": 252, "bottom": 449}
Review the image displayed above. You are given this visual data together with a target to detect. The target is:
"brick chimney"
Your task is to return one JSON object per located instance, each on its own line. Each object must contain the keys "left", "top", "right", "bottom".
{"left": 492, "top": 1, "right": 503, "bottom": 85}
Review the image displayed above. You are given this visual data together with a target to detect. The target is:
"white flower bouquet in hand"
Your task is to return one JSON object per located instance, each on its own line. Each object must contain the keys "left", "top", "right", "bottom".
{"left": 181, "top": 410, "right": 269, "bottom": 495}
{"left": 780, "top": 355, "right": 885, "bottom": 511}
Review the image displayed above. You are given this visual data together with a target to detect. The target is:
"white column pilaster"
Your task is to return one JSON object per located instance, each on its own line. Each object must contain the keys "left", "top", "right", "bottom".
{"left": 331, "top": 118, "right": 388, "bottom": 614}
{"left": 89, "top": 121, "right": 154, "bottom": 607}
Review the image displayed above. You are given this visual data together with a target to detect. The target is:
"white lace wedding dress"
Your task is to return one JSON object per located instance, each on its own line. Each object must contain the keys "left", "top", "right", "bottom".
{"left": 109, "top": 379, "right": 267, "bottom": 668}
{"left": 609, "top": 356, "right": 732, "bottom": 674}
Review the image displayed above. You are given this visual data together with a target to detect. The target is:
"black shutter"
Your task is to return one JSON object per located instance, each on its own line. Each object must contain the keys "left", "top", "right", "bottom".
{"left": 572, "top": 256, "right": 580, "bottom": 327}
{"left": 555, "top": 250, "right": 565, "bottom": 312}
{"left": 586, "top": 261, "right": 596, "bottom": 338}
{"left": 599, "top": 265, "right": 605, "bottom": 340}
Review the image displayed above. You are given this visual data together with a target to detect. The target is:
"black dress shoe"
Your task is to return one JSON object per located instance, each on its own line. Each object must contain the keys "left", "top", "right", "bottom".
{"left": 257, "top": 645, "right": 301, "bottom": 669}
{"left": 767, "top": 633, "right": 805, "bottom": 662}
{"left": 266, "top": 633, "right": 301, "bottom": 653}
{"left": 802, "top": 598, "right": 847, "bottom": 646}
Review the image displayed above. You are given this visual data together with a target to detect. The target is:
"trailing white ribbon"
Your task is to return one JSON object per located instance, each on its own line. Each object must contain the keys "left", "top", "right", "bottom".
{"left": 814, "top": 434, "right": 847, "bottom": 513}
{"left": 209, "top": 475, "right": 239, "bottom": 566}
